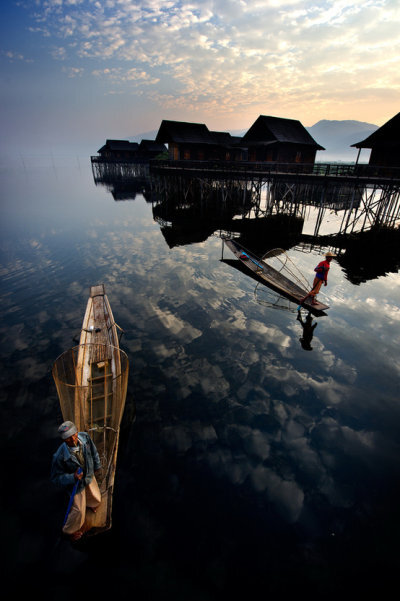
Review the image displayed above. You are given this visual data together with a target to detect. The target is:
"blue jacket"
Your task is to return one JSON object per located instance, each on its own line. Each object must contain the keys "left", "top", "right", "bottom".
{"left": 51, "top": 432, "right": 101, "bottom": 494}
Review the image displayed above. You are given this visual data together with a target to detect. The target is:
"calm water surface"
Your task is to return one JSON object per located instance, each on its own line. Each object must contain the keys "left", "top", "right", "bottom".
{"left": 1, "top": 154, "right": 400, "bottom": 599}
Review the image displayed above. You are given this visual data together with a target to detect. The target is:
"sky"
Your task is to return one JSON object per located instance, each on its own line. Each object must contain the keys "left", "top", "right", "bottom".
{"left": 1, "top": 0, "right": 399, "bottom": 154}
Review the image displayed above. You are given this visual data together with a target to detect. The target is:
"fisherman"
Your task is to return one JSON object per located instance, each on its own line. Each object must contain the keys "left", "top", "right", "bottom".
{"left": 300, "top": 251, "right": 336, "bottom": 306}
{"left": 51, "top": 421, "right": 102, "bottom": 541}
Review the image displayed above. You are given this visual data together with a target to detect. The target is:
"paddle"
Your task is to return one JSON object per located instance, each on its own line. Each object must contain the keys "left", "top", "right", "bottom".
{"left": 62, "top": 467, "right": 83, "bottom": 527}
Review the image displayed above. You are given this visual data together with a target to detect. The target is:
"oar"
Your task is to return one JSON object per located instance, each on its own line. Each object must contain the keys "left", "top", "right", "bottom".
{"left": 62, "top": 467, "right": 83, "bottom": 527}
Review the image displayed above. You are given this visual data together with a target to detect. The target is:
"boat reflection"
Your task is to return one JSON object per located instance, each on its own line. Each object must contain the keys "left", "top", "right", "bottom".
{"left": 254, "top": 282, "right": 299, "bottom": 314}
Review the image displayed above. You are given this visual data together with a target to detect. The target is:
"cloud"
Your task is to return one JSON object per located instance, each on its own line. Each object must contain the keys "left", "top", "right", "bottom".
{"left": 151, "top": 302, "right": 202, "bottom": 342}
{"left": 92, "top": 66, "right": 159, "bottom": 85}
{"left": 21, "top": 0, "right": 400, "bottom": 120}
{"left": 250, "top": 466, "right": 305, "bottom": 523}
{"left": 3, "top": 51, "right": 33, "bottom": 63}
{"left": 62, "top": 65, "right": 84, "bottom": 76}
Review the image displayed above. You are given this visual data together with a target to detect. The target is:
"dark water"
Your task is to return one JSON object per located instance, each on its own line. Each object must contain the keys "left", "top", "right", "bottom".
{"left": 1, "top": 155, "right": 400, "bottom": 599}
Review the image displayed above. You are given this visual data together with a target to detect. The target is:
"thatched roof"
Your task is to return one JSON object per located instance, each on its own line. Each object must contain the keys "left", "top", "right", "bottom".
{"left": 351, "top": 112, "right": 400, "bottom": 149}
{"left": 243, "top": 115, "right": 325, "bottom": 150}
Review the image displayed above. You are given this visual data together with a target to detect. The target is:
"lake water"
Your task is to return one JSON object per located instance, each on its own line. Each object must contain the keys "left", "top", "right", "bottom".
{"left": 1, "top": 154, "right": 400, "bottom": 599}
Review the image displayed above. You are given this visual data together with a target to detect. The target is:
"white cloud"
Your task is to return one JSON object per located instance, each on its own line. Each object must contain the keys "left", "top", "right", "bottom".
{"left": 62, "top": 65, "right": 84, "bottom": 76}
{"left": 3, "top": 51, "right": 33, "bottom": 63}
{"left": 250, "top": 466, "right": 305, "bottom": 522}
{"left": 23, "top": 0, "right": 400, "bottom": 120}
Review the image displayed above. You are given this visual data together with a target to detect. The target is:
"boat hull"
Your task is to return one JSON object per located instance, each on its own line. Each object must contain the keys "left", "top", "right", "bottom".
{"left": 224, "top": 239, "right": 329, "bottom": 314}
{"left": 53, "top": 285, "right": 129, "bottom": 535}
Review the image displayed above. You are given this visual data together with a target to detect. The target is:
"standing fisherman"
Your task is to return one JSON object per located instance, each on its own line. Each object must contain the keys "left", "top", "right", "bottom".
{"left": 51, "top": 421, "right": 102, "bottom": 541}
{"left": 300, "top": 251, "right": 336, "bottom": 306}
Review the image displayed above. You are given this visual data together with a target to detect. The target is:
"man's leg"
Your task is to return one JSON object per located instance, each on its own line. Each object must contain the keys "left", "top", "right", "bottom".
{"left": 86, "top": 476, "right": 102, "bottom": 512}
{"left": 62, "top": 489, "right": 86, "bottom": 539}
{"left": 310, "top": 279, "right": 323, "bottom": 304}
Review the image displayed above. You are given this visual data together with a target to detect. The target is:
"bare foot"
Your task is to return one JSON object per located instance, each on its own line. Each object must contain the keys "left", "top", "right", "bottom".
{"left": 70, "top": 530, "right": 84, "bottom": 542}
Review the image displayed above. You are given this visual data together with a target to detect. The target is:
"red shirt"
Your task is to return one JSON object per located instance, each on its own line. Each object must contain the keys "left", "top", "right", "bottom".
{"left": 314, "top": 260, "right": 330, "bottom": 282}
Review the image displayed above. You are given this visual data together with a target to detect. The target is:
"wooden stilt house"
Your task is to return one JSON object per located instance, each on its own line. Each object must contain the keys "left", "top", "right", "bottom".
{"left": 351, "top": 112, "right": 400, "bottom": 167}
{"left": 155, "top": 120, "right": 245, "bottom": 161}
{"left": 97, "top": 140, "right": 139, "bottom": 160}
{"left": 242, "top": 115, "right": 324, "bottom": 164}
{"left": 137, "top": 139, "right": 167, "bottom": 160}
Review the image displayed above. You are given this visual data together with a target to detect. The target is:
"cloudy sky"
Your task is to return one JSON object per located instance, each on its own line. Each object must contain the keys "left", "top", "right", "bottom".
{"left": 1, "top": 0, "right": 399, "bottom": 153}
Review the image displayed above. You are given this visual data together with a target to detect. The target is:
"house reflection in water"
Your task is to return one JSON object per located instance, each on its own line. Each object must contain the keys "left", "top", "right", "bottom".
{"left": 90, "top": 157, "right": 400, "bottom": 290}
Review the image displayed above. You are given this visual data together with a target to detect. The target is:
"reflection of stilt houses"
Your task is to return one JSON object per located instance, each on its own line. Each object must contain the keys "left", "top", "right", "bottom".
{"left": 91, "top": 160, "right": 153, "bottom": 202}
{"left": 152, "top": 180, "right": 256, "bottom": 247}
{"left": 334, "top": 227, "right": 400, "bottom": 284}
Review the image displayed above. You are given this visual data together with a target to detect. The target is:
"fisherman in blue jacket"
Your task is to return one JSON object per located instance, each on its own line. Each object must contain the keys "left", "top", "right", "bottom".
{"left": 51, "top": 421, "right": 102, "bottom": 541}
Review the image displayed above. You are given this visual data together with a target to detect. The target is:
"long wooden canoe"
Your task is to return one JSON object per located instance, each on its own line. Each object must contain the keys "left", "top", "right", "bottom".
{"left": 52, "top": 284, "right": 129, "bottom": 535}
{"left": 224, "top": 238, "right": 329, "bottom": 314}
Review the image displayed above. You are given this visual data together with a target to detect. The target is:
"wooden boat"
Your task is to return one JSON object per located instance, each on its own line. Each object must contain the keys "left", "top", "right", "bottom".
{"left": 223, "top": 238, "right": 329, "bottom": 314}
{"left": 52, "top": 284, "right": 129, "bottom": 535}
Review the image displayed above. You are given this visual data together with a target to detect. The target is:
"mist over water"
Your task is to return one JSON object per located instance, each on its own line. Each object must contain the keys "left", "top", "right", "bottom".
{"left": 1, "top": 154, "right": 400, "bottom": 599}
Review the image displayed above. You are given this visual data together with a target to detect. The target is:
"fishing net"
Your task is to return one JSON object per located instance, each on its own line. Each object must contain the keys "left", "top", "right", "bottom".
{"left": 262, "top": 248, "right": 310, "bottom": 290}
{"left": 52, "top": 343, "right": 129, "bottom": 486}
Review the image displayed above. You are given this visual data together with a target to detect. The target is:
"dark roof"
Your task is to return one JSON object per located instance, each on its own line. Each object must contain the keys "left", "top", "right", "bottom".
{"left": 138, "top": 139, "right": 167, "bottom": 152}
{"left": 210, "top": 131, "right": 235, "bottom": 146}
{"left": 243, "top": 115, "right": 325, "bottom": 150}
{"left": 98, "top": 139, "right": 139, "bottom": 153}
{"left": 155, "top": 120, "right": 217, "bottom": 145}
{"left": 155, "top": 121, "right": 243, "bottom": 149}
{"left": 351, "top": 112, "right": 400, "bottom": 149}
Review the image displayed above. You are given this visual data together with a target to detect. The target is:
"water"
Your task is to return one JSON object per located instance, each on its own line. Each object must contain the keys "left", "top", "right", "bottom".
{"left": 1, "top": 154, "right": 400, "bottom": 599}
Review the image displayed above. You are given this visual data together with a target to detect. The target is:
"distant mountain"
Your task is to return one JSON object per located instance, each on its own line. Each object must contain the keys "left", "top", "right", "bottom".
{"left": 307, "top": 120, "right": 378, "bottom": 162}
{"left": 129, "top": 120, "right": 379, "bottom": 162}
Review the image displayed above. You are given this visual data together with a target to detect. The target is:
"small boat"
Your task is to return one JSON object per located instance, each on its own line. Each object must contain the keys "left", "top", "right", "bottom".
{"left": 52, "top": 284, "right": 129, "bottom": 535}
{"left": 223, "top": 238, "right": 329, "bottom": 314}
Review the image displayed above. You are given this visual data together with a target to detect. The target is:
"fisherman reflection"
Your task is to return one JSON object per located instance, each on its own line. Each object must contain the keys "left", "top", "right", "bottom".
{"left": 297, "top": 310, "right": 317, "bottom": 351}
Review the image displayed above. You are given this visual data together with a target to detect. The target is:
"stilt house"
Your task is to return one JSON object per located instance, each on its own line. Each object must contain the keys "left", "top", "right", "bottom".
{"left": 97, "top": 140, "right": 139, "bottom": 159}
{"left": 155, "top": 120, "right": 245, "bottom": 161}
{"left": 137, "top": 139, "right": 167, "bottom": 160}
{"left": 351, "top": 112, "right": 400, "bottom": 167}
{"left": 242, "top": 115, "right": 324, "bottom": 164}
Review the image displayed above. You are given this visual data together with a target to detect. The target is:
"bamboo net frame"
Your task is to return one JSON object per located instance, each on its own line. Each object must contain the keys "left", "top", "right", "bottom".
{"left": 52, "top": 343, "right": 129, "bottom": 488}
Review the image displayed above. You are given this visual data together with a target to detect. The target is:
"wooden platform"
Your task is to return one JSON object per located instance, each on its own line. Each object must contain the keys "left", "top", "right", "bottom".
{"left": 224, "top": 239, "right": 329, "bottom": 315}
